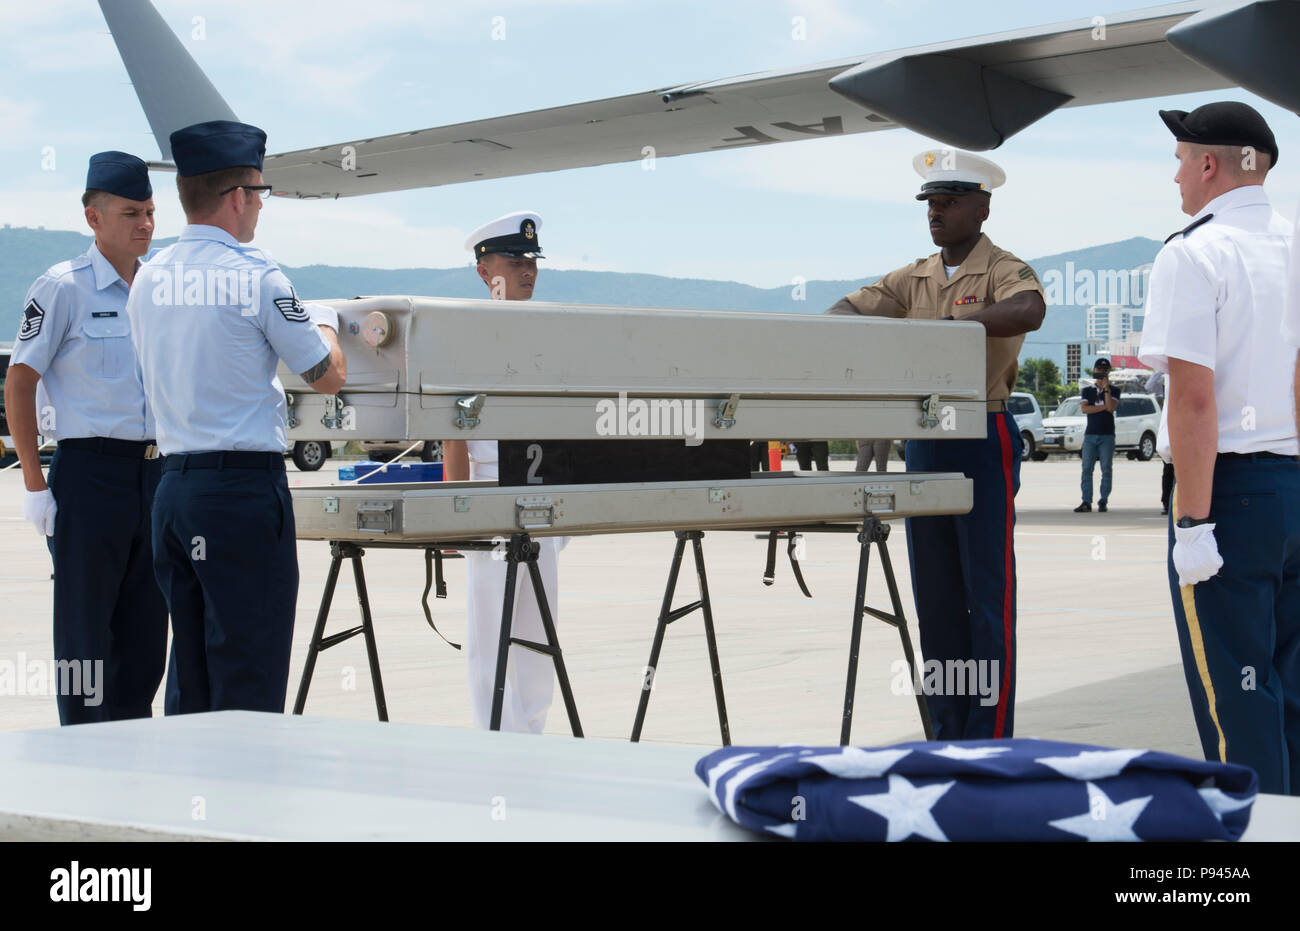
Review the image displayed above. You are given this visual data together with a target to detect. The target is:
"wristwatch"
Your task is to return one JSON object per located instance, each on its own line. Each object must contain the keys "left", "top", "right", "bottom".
{"left": 1176, "top": 515, "right": 1213, "bottom": 528}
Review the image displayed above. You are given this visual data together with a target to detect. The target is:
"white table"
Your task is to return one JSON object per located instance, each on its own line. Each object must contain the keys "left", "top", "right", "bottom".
{"left": 0, "top": 711, "right": 748, "bottom": 841}
{"left": 0, "top": 712, "right": 1294, "bottom": 841}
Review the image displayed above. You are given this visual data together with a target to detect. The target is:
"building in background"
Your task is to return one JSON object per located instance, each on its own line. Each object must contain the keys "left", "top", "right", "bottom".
{"left": 1086, "top": 304, "right": 1136, "bottom": 344}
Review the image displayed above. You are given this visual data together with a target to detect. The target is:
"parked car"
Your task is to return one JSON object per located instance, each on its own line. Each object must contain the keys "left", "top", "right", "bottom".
{"left": 1007, "top": 392, "right": 1044, "bottom": 462}
{"left": 1038, "top": 392, "right": 1161, "bottom": 460}
{"left": 0, "top": 345, "right": 54, "bottom": 466}
{"left": 286, "top": 439, "right": 349, "bottom": 472}
{"left": 359, "top": 439, "right": 443, "bottom": 464}
{"left": 0, "top": 346, "right": 10, "bottom": 462}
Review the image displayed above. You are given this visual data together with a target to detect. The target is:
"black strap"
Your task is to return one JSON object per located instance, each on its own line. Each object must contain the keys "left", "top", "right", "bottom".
{"left": 760, "top": 530, "right": 813, "bottom": 597}
{"left": 422, "top": 548, "right": 461, "bottom": 650}
{"left": 762, "top": 531, "right": 778, "bottom": 586}
{"left": 786, "top": 531, "right": 813, "bottom": 598}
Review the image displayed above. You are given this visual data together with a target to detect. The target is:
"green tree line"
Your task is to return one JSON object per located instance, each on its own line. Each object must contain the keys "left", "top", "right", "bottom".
{"left": 1017, "top": 358, "right": 1074, "bottom": 412}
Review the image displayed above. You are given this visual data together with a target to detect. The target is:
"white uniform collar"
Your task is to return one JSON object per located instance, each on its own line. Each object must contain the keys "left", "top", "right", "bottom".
{"left": 179, "top": 223, "right": 241, "bottom": 246}
{"left": 87, "top": 240, "right": 127, "bottom": 291}
{"left": 1194, "top": 184, "right": 1269, "bottom": 222}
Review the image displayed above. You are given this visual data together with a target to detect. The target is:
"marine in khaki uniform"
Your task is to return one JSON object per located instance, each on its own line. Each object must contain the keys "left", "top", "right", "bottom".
{"left": 826, "top": 149, "right": 1045, "bottom": 740}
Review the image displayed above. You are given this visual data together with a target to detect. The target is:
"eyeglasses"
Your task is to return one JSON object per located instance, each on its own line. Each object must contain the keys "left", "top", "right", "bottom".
{"left": 219, "top": 184, "right": 273, "bottom": 200}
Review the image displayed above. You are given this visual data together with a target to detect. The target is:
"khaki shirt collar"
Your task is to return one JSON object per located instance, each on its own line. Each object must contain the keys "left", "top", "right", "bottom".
{"left": 912, "top": 232, "right": 995, "bottom": 286}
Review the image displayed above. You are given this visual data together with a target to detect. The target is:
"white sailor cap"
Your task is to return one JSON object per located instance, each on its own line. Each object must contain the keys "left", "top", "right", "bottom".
{"left": 465, "top": 210, "right": 544, "bottom": 259}
{"left": 912, "top": 149, "right": 1006, "bottom": 200}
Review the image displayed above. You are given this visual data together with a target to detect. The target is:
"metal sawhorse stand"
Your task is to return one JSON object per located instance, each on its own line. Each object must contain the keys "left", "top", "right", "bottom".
{"left": 292, "top": 534, "right": 583, "bottom": 736}
{"left": 294, "top": 521, "right": 932, "bottom": 746}
{"left": 629, "top": 518, "right": 934, "bottom": 746}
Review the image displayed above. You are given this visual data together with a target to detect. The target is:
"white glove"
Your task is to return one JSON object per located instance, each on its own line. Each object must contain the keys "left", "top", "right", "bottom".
{"left": 23, "top": 488, "right": 57, "bottom": 537}
{"left": 1173, "top": 522, "right": 1223, "bottom": 587}
{"left": 304, "top": 301, "right": 339, "bottom": 332}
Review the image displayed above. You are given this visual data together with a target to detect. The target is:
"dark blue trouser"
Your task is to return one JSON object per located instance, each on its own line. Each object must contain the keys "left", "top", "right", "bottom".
{"left": 1080, "top": 434, "right": 1115, "bottom": 504}
{"left": 151, "top": 457, "right": 298, "bottom": 714}
{"left": 905, "top": 411, "right": 1021, "bottom": 739}
{"left": 46, "top": 444, "right": 168, "bottom": 724}
{"left": 1168, "top": 457, "right": 1300, "bottom": 795}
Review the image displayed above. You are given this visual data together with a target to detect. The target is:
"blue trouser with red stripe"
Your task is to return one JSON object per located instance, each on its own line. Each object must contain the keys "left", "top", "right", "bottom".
{"left": 905, "top": 411, "right": 1021, "bottom": 739}
{"left": 1168, "top": 456, "right": 1300, "bottom": 796}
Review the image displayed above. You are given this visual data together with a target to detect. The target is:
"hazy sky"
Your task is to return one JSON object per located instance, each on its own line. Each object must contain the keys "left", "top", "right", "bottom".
{"left": 3, "top": 0, "right": 1297, "bottom": 288}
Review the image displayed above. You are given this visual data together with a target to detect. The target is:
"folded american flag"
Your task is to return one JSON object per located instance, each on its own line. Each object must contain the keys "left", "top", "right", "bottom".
{"left": 695, "top": 738, "right": 1256, "bottom": 841}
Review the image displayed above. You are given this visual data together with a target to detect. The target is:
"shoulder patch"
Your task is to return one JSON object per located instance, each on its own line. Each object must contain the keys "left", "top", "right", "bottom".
{"left": 18, "top": 299, "right": 45, "bottom": 340}
{"left": 1017, "top": 266, "right": 1037, "bottom": 281}
{"left": 273, "top": 290, "right": 310, "bottom": 323}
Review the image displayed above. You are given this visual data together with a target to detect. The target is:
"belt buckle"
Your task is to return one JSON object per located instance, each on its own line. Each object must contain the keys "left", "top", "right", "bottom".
{"left": 144, "top": 444, "right": 159, "bottom": 460}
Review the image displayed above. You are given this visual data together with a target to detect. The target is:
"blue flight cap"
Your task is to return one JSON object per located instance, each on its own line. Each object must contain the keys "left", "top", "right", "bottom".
{"left": 85, "top": 151, "right": 152, "bottom": 201}
{"left": 169, "top": 120, "right": 267, "bottom": 177}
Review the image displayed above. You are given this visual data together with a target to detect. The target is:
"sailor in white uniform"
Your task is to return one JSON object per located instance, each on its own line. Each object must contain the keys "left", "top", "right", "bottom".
{"left": 444, "top": 211, "right": 568, "bottom": 733}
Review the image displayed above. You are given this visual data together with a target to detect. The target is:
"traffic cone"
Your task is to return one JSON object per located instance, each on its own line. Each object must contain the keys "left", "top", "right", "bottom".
{"left": 768, "top": 441, "right": 782, "bottom": 472}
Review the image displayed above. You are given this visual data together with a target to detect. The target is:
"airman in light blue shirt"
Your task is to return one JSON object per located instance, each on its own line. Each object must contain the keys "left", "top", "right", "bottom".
{"left": 3, "top": 150, "right": 168, "bottom": 725}
{"left": 12, "top": 241, "right": 153, "bottom": 443}
{"left": 133, "top": 119, "right": 345, "bottom": 716}
{"left": 128, "top": 224, "right": 330, "bottom": 454}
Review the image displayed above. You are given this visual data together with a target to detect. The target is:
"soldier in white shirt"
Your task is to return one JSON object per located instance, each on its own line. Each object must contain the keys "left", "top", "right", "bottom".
{"left": 1138, "top": 101, "right": 1299, "bottom": 795}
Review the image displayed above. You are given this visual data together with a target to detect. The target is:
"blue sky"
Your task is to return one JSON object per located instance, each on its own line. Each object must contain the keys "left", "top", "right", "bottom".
{"left": 2, "top": 0, "right": 1297, "bottom": 288}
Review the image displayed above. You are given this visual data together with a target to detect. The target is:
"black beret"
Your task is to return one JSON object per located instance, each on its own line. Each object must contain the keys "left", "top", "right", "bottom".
{"left": 1159, "top": 101, "right": 1279, "bottom": 168}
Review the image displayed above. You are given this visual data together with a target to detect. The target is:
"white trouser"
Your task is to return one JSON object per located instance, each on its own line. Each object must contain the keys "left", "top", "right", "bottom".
{"left": 464, "top": 537, "right": 565, "bottom": 733}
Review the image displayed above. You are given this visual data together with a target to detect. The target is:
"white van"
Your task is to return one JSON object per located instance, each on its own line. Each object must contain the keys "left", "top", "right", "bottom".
{"left": 1007, "top": 391, "right": 1044, "bottom": 462}
{"left": 1039, "top": 392, "right": 1161, "bottom": 460}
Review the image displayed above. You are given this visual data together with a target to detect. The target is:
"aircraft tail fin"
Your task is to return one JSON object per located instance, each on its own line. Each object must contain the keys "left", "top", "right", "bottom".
{"left": 98, "top": 0, "right": 239, "bottom": 161}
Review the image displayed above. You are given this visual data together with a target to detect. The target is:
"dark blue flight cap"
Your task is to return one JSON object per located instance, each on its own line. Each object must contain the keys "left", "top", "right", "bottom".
{"left": 85, "top": 151, "right": 152, "bottom": 201}
{"left": 169, "top": 120, "right": 268, "bottom": 177}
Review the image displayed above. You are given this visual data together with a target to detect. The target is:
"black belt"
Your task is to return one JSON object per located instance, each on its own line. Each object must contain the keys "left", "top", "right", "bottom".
{"left": 1217, "top": 451, "right": 1298, "bottom": 462}
{"left": 163, "top": 451, "right": 284, "bottom": 472}
{"left": 59, "top": 437, "right": 159, "bottom": 459}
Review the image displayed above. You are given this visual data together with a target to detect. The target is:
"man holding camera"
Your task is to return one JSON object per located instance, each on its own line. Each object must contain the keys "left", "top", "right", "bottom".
{"left": 1075, "top": 357, "right": 1119, "bottom": 513}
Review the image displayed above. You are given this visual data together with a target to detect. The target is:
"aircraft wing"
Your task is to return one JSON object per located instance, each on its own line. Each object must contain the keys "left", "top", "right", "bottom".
{"left": 100, "top": 1, "right": 1231, "bottom": 200}
{"left": 1166, "top": 0, "right": 1300, "bottom": 116}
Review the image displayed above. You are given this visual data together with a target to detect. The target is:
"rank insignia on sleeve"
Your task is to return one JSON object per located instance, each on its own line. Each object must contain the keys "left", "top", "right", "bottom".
{"left": 274, "top": 291, "right": 310, "bottom": 323}
{"left": 1018, "top": 266, "right": 1037, "bottom": 281}
{"left": 18, "top": 299, "right": 45, "bottom": 340}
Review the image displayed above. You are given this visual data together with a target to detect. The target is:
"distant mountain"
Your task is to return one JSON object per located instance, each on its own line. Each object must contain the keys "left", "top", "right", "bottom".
{"left": 1, "top": 225, "right": 1161, "bottom": 371}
